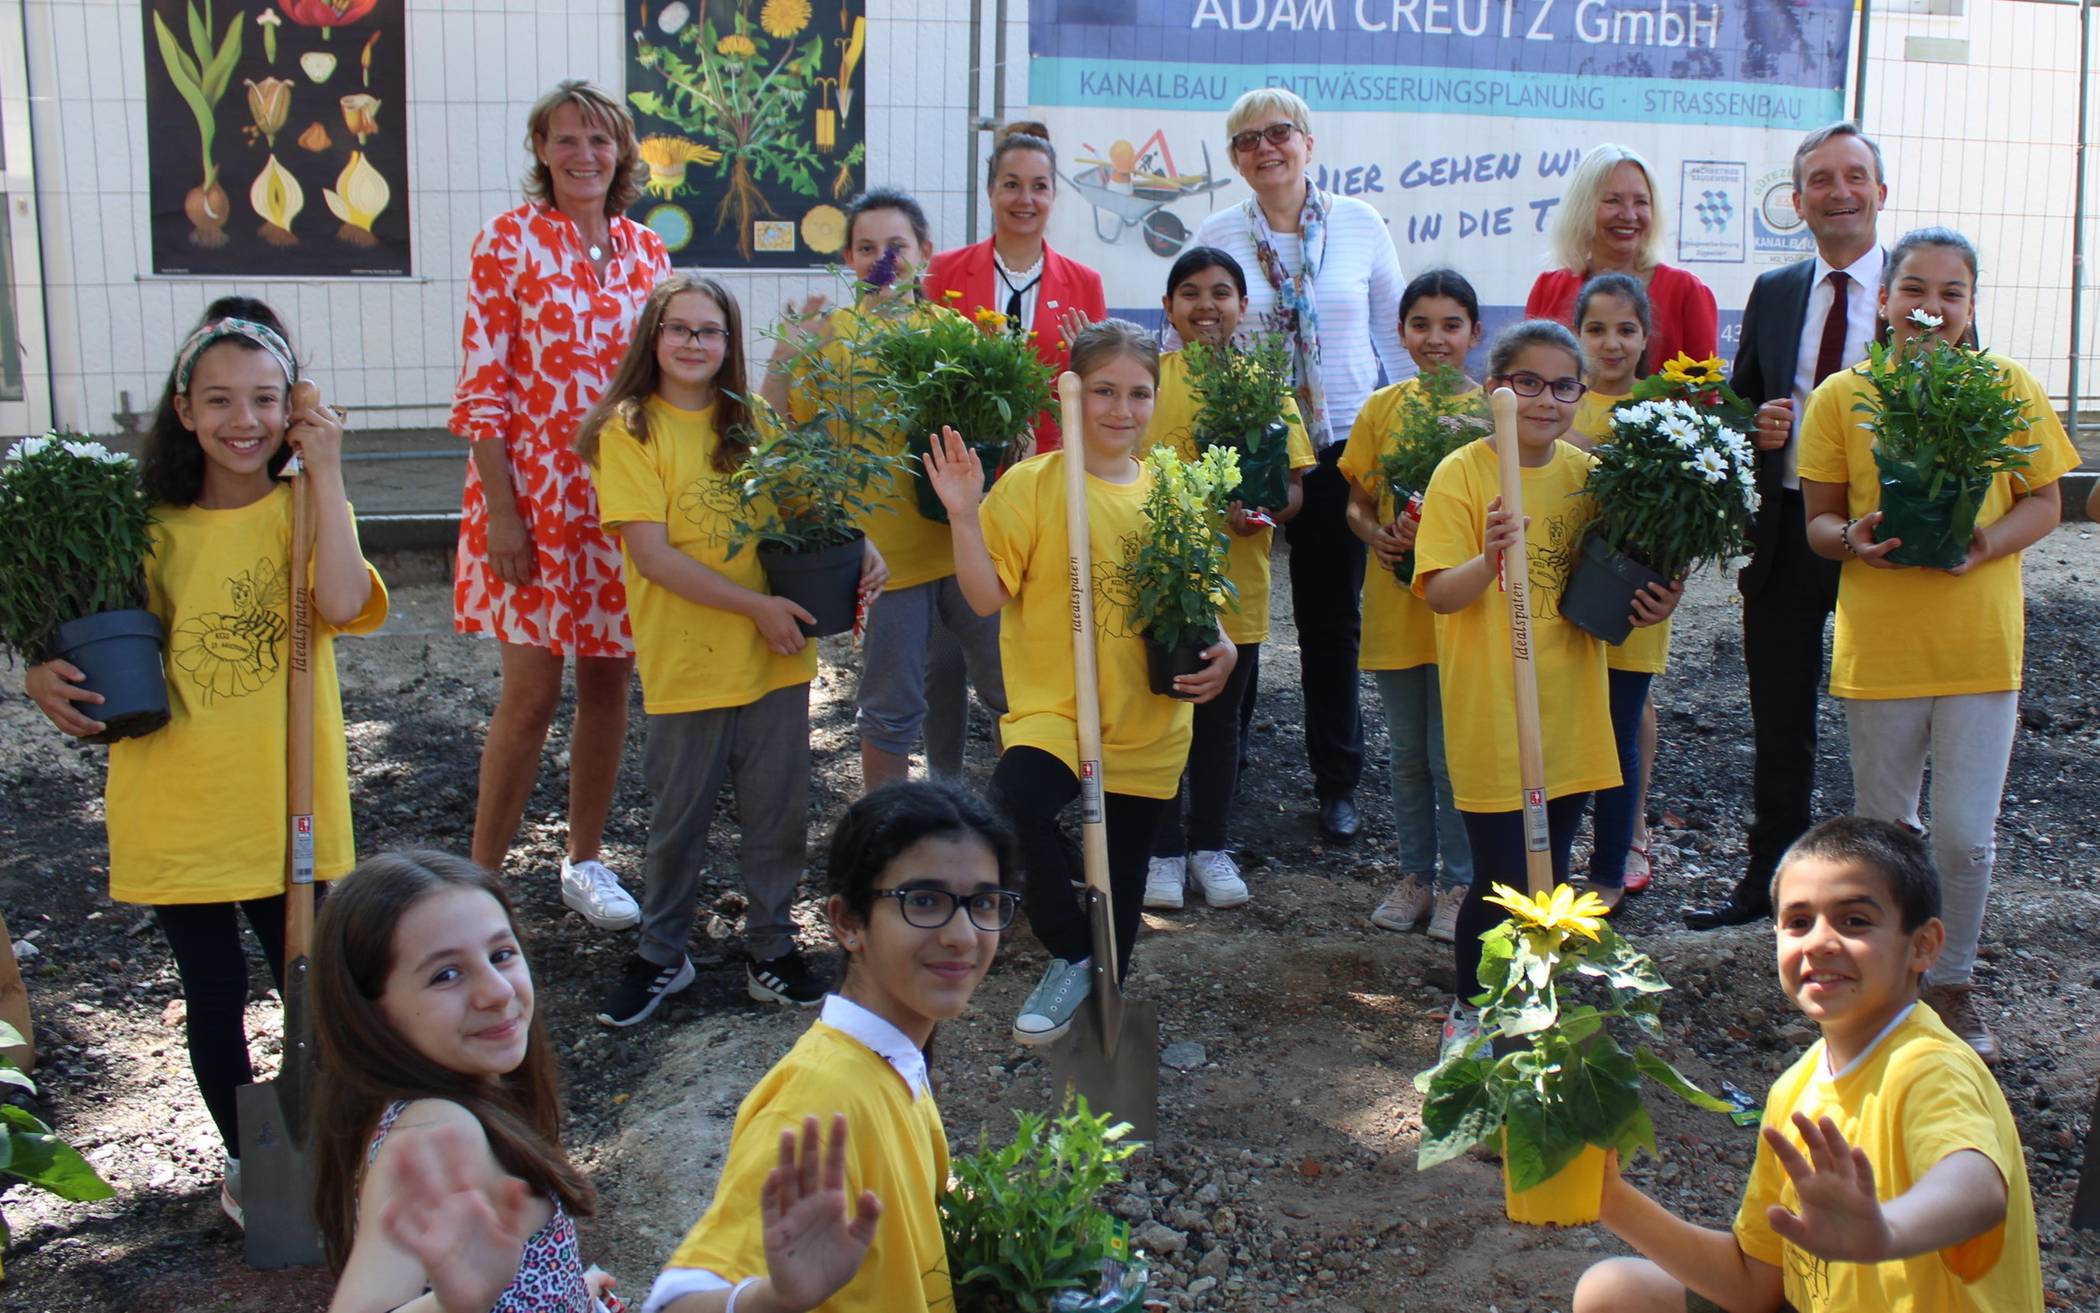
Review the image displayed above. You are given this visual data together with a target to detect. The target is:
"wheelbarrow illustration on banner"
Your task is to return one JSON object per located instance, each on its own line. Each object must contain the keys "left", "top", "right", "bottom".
{"left": 1067, "top": 133, "right": 1233, "bottom": 258}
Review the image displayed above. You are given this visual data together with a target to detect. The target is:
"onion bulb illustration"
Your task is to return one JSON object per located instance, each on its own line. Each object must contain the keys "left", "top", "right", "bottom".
{"left": 250, "top": 155, "right": 305, "bottom": 245}
{"left": 324, "top": 151, "right": 390, "bottom": 246}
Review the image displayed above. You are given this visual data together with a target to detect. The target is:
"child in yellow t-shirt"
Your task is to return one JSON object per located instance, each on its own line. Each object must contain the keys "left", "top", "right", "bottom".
{"left": 1573, "top": 272, "right": 1666, "bottom": 897}
{"left": 1141, "top": 246, "right": 1314, "bottom": 913}
{"left": 1341, "top": 268, "right": 1483, "bottom": 942}
{"left": 642, "top": 780, "right": 1023, "bottom": 1313}
{"left": 759, "top": 189, "right": 1006, "bottom": 791}
{"left": 927, "top": 320, "right": 1237, "bottom": 1046}
{"left": 1797, "top": 227, "right": 2078, "bottom": 1064}
{"left": 25, "top": 297, "right": 387, "bottom": 1222}
{"left": 580, "top": 275, "right": 886, "bottom": 1025}
{"left": 1412, "top": 320, "right": 1676, "bottom": 1051}
{"left": 1575, "top": 817, "right": 2042, "bottom": 1313}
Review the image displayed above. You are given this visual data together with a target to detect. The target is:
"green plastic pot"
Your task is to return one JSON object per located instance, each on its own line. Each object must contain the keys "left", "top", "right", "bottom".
{"left": 1872, "top": 449, "right": 1992, "bottom": 570}
{"left": 1202, "top": 419, "right": 1291, "bottom": 512}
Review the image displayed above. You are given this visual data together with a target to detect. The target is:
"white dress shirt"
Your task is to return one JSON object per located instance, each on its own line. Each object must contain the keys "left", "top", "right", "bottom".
{"left": 1786, "top": 244, "right": 1885, "bottom": 488}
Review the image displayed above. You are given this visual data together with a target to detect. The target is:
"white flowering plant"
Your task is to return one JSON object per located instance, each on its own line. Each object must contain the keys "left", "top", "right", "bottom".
{"left": 1129, "top": 445, "right": 1241, "bottom": 654}
{"left": 1582, "top": 392, "right": 1760, "bottom": 581}
{"left": 0, "top": 434, "right": 157, "bottom": 662}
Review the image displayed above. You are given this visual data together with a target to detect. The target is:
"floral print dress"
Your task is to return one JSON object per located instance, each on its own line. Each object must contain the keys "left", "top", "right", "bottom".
{"left": 451, "top": 202, "right": 670, "bottom": 656}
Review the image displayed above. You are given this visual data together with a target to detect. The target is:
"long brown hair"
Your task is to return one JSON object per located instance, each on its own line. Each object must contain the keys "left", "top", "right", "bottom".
{"left": 311, "top": 851, "right": 594, "bottom": 1274}
{"left": 575, "top": 274, "right": 755, "bottom": 473}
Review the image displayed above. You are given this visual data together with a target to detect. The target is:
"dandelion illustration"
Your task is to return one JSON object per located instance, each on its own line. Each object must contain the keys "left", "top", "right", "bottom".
{"left": 761, "top": 0, "right": 812, "bottom": 38}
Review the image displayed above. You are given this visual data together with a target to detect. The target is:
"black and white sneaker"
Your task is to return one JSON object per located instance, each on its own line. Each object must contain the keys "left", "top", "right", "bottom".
{"left": 596, "top": 953, "right": 695, "bottom": 1027}
{"left": 747, "top": 950, "right": 827, "bottom": 1007}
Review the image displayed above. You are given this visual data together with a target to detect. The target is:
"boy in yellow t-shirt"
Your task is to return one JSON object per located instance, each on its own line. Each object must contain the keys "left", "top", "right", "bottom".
{"left": 1574, "top": 816, "right": 2042, "bottom": 1313}
{"left": 1797, "top": 228, "right": 2078, "bottom": 1064}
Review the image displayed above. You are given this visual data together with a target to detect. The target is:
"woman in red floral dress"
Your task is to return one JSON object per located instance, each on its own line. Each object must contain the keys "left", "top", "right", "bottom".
{"left": 451, "top": 81, "right": 669, "bottom": 930}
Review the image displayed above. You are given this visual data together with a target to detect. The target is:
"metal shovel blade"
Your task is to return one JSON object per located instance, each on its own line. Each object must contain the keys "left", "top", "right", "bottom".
{"left": 236, "top": 957, "right": 322, "bottom": 1268}
{"left": 1045, "top": 889, "right": 1159, "bottom": 1144}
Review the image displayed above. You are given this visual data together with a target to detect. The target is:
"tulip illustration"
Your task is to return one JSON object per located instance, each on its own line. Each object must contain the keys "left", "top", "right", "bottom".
{"left": 244, "top": 77, "right": 294, "bottom": 150}
{"left": 151, "top": 6, "right": 244, "bottom": 247}
{"left": 282, "top": 0, "right": 379, "bottom": 39}
{"left": 340, "top": 93, "right": 379, "bottom": 145}
{"left": 250, "top": 154, "right": 305, "bottom": 245}
{"left": 324, "top": 150, "right": 390, "bottom": 246}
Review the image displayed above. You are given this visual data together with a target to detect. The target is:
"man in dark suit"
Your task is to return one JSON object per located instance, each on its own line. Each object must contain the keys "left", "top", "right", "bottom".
{"left": 1684, "top": 123, "right": 1887, "bottom": 930}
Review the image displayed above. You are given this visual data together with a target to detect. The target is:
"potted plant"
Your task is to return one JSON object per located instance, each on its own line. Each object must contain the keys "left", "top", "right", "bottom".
{"left": 1414, "top": 883, "right": 1733, "bottom": 1226}
{"left": 1183, "top": 329, "right": 1300, "bottom": 513}
{"left": 0, "top": 1020, "right": 115, "bottom": 1275}
{"left": 724, "top": 403, "right": 908, "bottom": 639}
{"left": 1854, "top": 310, "right": 2040, "bottom": 569}
{"left": 0, "top": 435, "right": 168, "bottom": 743}
{"left": 1561, "top": 355, "right": 1759, "bottom": 644}
{"left": 867, "top": 293, "right": 1053, "bottom": 524}
{"left": 941, "top": 1096, "right": 1149, "bottom": 1313}
{"left": 1376, "top": 364, "right": 1491, "bottom": 584}
{"left": 1128, "top": 445, "right": 1239, "bottom": 698}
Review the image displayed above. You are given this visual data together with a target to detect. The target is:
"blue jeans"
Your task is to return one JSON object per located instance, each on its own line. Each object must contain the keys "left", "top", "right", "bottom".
{"left": 1586, "top": 670, "right": 1653, "bottom": 889}
{"left": 1371, "top": 666, "right": 1471, "bottom": 891}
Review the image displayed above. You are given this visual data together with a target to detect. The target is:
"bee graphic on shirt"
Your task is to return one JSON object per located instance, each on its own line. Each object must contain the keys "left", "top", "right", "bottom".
{"left": 1527, "top": 504, "right": 1591, "bottom": 622}
{"left": 171, "top": 556, "right": 288, "bottom": 702}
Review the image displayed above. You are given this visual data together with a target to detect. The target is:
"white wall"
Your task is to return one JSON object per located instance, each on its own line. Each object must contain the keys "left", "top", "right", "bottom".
{"left": 13, "top": 0, "right": 1012, "bottom": 439}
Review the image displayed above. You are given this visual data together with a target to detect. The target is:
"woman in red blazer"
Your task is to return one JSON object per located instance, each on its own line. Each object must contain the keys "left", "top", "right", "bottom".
{"left": 923, "top": 121, "right": 1107, "bottom": 454}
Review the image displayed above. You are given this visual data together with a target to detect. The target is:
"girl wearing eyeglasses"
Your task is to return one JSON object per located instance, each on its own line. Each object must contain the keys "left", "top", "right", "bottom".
{"left": 575, "top": 275, "right": 887, "bottom": 1028}
{"left": 1412, "top": 320, "right": 1678, "bottom": 1055}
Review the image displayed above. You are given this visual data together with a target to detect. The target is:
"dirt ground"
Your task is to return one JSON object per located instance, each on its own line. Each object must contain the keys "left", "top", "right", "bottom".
{"left": 2, "top": 526, "right": 2097, "bottom": 1313}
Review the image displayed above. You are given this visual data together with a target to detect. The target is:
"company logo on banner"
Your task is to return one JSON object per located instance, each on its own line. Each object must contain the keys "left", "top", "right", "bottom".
{"left": 1025, "top": 0, "right": 1853, "bottom": 360}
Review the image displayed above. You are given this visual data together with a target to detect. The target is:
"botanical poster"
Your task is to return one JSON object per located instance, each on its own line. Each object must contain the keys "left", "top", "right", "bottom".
{"left": 624, "top": 0, "right": 869, "bottom": 267}
{"left": 143, "top": 0, "right": 411, "bottom": 277}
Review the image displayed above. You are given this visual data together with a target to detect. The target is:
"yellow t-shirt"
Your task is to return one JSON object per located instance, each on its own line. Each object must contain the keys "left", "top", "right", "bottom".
{"left": 1569, "top": 386, "right": 1670, "bottom": 675}
{"left": 106, "top": 486, "right": 389, "bottom": 904}
{"left": 1734, "top": 1004, "right": 2042, "bottom": 1313}
{"left": 1148, "top": 349, "right": 1315, "bottom": 645}
{"left": 591, "top": 399, "right": 816, "bottom": 714}
{"left": 979, "top": 450, "right": 1192, "bottom": 799}
{"left": 662, "top": 1021, "right": 952, "bottom": 1312}
{"left": 1412, "top": 439, "right": 1618, "bottom": 810}
{"left": 786, "top": 302, "right": 962, "bottom": 592}
{"left": 1797, "top": 353, "right": 2077, "bottom": 699}
{"left": 1337, "top": 378, "right": 1475, "bottom": 672}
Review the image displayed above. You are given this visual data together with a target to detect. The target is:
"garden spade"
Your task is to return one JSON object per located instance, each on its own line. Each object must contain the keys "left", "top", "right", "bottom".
{"left": 237, "top": 392, "right": 323, "bottom": 1269}
{"left": 1043, "top": 371, "right": 1160, "bottom": 1145}
{"left": 1491, "top": 387, "right": 1553, "bottom": 896}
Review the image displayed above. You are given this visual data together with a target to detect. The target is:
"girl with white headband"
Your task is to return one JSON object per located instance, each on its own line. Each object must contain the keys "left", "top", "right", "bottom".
{"left": 25, "top": 295, "right": 389, "bottom": 1229}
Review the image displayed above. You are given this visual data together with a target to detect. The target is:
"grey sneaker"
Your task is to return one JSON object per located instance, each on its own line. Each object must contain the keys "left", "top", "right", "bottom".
{"left": 1371, "top": 873, "right": 1433, "bottom": 931}
{"left": 561, "top": 857, "right": 641, "bottom": 931}
{"left": 1012, "top": 959, "right": 1092, "bottom": 1046}
{"left": 1426, "top": 884, "right": 1466, "bottom": 943}
{"left": 1143, "top": 856, "right": 1186, "bottom": 910}
{"left": 1188, "top": 850, "right": 1250, "bottom": 908}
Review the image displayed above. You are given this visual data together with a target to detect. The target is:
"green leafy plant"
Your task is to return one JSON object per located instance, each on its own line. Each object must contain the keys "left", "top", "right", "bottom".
{"left": 1375, "top": 366, "right": 1489, "bottom": 584}
{"left": 1581, "top": 394, "right": 1759, "bottom": 581}
{"left": 150, "top": 1, "right": 246, "bottom": 247}
{"left": 1129, "top": 445, "right": 1240, "bottom": 654}
{"left": 0, "top": 436, "right": 157, "bottom": 663}
{"left": 866, "top": 294, "right": 1053, "bottom": 477}
{"left": 1853, "top": 313, "right": 2039, "bottom": 567}
{"left": 940, "top": 1095, "right": 1145, "bottom": 1313}
{"left": 1414, "top": 884, "right": 1731, "bottom": 1191}
{"left": 1182, "top": 331, "right": 1299, "bottom": 510}
{"left": 0, "top": 1021, "right": 116, "bottom": 1272}
{"left": 1628, "top": 352, "right": 1757, "bottom": 433}
{"left": 629, "top": 15, "right": 867, "bottom": 260}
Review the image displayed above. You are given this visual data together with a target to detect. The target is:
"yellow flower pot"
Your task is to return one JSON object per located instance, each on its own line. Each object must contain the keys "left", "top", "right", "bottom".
{"left": 1501, "top": 1139, "right": 1607, "bottom": 1226}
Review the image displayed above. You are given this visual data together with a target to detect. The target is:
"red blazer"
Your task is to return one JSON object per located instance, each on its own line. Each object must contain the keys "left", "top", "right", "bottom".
{"left": 1525, "top": 263, "right": 1719, "bottom": 373}
{"left": 923, "top": 238, "right": 1107, "bottom": 453}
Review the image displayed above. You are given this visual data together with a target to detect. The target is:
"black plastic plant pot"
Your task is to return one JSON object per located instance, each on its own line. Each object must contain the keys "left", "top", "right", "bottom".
{"left": 1874, "top": 453, "right": 1989, "bottom": 570}
{"left": 45, "top": 609, "right": 171, "bottom": 745}
{"left": 1208, "top": 420, "right": 1291, "bottom": 513}
{"left": 1560, "top": 531, "right": 1665, "bottom": 646}
{"left": 1145, "top": 633, "right": 1211, "bottom": 699}
{"left": 907, "top": 433, "right": 1005, "bottom": 524}
{"left": 759, "top": 534, "right": 865, "bottom": 638}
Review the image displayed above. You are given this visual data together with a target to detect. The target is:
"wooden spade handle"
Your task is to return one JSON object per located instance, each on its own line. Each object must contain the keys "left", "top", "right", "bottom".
{"left": 1491, "top": 387, "right": 1552, "bottom": 896}
{"left": 1059, "top": 372, "right": 1114, "bottom": 906}
{"left": 285, "top": 436, "right": 317, "bottom": 957}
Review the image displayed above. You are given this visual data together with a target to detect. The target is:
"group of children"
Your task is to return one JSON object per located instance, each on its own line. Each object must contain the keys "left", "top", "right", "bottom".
{"left": 17, "top": 190, "right": 2069, "bottom": 1311}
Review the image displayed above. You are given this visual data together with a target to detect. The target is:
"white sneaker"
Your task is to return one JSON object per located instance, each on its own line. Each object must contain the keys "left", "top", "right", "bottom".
{"left": 1143, "top": 856, "right": 1186, "bottom": 909}
{"left": 220, "top": 1154, "right": 244, "bottom": 1229}
{"left": 1188, "top": 850, "right": 1250, "bottom": 908}
{"left": 561, "top": 857, "right": 641, "bottom": 930}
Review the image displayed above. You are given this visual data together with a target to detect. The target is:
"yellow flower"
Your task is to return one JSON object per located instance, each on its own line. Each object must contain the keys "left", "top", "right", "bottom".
{"left": 972, "top": 306, "right": 1009, "bottom": 335}
{"left": 760, "top": 0, "right": 812, "bottom": 37}
{"left": 638, "top": 135, "right": 724, "bottom": 198}
{"left": 324, "top": 150, "right": 391, "bottom": 231}
{"left": 1483, "top": 882, "right": 1611, "bottom": 942}
{"left": 1659, "top": 353, "right": 1726, "bottom": 388}
{"left": 717, "top": 32, "right": 757, "bottom": 58}
{"left": 942, "top": 289, "right": 963, "bottom": 302}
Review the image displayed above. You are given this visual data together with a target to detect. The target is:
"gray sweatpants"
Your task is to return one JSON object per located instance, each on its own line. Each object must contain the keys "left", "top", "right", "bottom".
{"left": 637, "top": 682, "right": 811, "bottom": 967}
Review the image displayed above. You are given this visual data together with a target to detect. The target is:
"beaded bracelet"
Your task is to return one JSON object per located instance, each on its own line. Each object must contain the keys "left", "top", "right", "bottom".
{"left": 1841, "top": 517, "right": 1860, "bottom": 556}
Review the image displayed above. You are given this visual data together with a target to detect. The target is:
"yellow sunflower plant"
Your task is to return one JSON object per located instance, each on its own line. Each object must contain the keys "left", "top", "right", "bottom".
{"left": 1626, "top": 351, "right": 1755, "bottom": 432}
{"left": 1413, "top": 882, "right": 1731, "bottom": 1200}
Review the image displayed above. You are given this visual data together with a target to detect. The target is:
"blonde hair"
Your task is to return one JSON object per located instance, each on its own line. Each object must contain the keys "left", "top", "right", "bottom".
{"left": 523, "top": 80, "right": 644, "bottom": 216}
{"left": 1225, "top": 87, "right": 1312, "bottom": 143}
{"left": 1549, "top": 144, "right": 1664, "bottom": 274}
{"left": 1069, "top": 318, "right": 1161, "bottom": 384}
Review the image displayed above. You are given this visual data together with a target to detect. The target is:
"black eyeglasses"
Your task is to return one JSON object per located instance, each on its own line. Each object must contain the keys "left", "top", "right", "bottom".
{"left": 660, "top": 323, "right": 731, "bottom": 347}
{"left": 874, "top": 887, "right": 1021, "bottom": 932}
{"left": 1495, "top": 371, "right": 1588, "bottom": 403}
{"left": 1230, "top": 122, "right": 1300, "bottom": 154}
